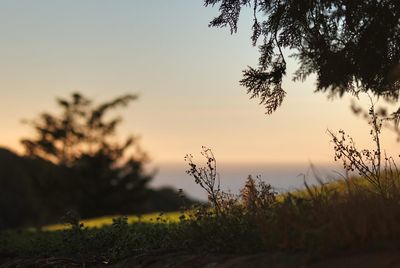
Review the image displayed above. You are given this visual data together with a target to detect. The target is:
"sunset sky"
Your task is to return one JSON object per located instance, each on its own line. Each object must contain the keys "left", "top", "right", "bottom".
{"left": 1, "top": 0, "right": 398, "bottom": 169}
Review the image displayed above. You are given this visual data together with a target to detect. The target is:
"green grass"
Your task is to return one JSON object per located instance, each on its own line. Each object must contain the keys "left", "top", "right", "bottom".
{"left": 43, "top": 211, "right": 182, "bottom": 231}
{"left": 0, "top": 221, "right": 178, "bottom": 264}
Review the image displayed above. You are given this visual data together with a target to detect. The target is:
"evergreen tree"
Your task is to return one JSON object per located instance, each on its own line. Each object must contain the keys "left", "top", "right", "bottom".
{"left": 21, "top": 92, "right": 152, "bottom": 217}
{"left": 204, "top": 0, "right": 400, "bottom": 113}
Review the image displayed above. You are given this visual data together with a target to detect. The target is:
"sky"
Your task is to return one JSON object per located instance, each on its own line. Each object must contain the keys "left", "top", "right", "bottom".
{"left": 0, "top": 0, "right": 399, "bottom": 172}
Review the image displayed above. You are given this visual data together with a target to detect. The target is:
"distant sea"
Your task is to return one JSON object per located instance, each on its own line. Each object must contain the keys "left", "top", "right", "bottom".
{"left": 150, "top": 162, "right": 344, "bottom": 201}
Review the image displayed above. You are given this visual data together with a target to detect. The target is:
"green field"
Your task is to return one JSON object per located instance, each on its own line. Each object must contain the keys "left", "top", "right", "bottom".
{"left": 43, "top": 211, "right": 182, "bottom": 231}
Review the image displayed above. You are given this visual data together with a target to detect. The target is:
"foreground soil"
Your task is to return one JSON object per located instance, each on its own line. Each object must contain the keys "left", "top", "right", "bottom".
{"left": 2, "top": 250, "right": 400, "bottom": 268}
{"left": 113, "top": 250, "right": 400, "bottom": 268}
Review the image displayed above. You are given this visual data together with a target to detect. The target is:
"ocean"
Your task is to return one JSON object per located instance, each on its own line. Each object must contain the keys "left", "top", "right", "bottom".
{"left": 150, "top": 162, "right": 344, "bottom": 201}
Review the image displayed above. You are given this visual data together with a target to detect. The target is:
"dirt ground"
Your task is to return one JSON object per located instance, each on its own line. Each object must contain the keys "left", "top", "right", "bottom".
{"left": 2, "top": 250, "right": 400, "bottom": 267}
{"left": 113, "top": 250, "right": 400, "bottom": 268}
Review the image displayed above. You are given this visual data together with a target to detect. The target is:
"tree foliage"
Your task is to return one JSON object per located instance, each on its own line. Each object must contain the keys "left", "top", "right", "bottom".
{"left": 20, "top": 93, "right": 152, "bottom": 218}
{"left": 21, "top": 93, "right": 138, "bottom": 165}
{"left": 204, "top": 0, "right": 400, "bottom": 113}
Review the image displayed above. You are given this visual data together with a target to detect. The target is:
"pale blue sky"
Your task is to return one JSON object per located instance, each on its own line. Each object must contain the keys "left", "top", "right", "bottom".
{"left": 0, "top": 0, "right": 398, "bottom": 167}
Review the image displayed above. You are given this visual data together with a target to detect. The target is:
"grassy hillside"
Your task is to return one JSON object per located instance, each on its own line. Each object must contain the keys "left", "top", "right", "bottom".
{"left": 43, "top": 211, "right": 182, "bottom": 231}
{"left": 2, "top": 173, "right": 400, "bottom": 266}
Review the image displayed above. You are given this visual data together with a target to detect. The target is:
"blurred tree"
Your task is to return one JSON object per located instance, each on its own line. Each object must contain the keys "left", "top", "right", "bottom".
{"left": 204, "top": 0, "right": 400, "bottom": 113}
{"left": 22, "top": 93, "right": 138, "bottom": 165}
{"left": 21, "top": 93, "right": 152, "bottom": 217}
{"left": 0, "top": 147, "right": 73, "bottom": 228}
